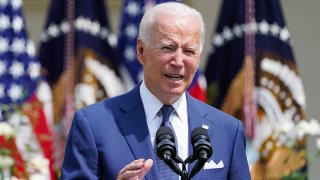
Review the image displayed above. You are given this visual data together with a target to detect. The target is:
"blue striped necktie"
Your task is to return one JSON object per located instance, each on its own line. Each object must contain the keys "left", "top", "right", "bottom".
{"left": 155, "top": 105, "right": 179, "bottom": 180}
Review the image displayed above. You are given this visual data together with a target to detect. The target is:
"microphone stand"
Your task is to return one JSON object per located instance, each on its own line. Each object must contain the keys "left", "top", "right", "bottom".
{"left": 163, "top": 154, "right": 190, "bottom": 180}
{"left": 166, "top": 153, "right": 208, "bottom": 180}
{"left": 180, "top": 159, "right": 189, "bottom": 180}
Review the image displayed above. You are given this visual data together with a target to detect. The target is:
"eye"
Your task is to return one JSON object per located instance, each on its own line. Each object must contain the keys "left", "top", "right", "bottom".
{"left": 184, "top": 49, "right": 196, "bottom": 56}
{"left": 161, "top": 46, "right": 174, "bottom": 53}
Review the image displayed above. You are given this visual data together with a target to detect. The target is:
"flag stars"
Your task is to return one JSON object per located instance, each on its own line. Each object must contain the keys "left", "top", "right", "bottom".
{"left": 143, "top": 2, "right": 154, "bottom": 13}
{"left": 280, "top": 27, "right": 290, "bottom": 41}
{"left": 126, "top": 1, "right": 140, "bottom": 17}
{"left": 0, "top": 0, "right": 41, "bottom": 104}
{"left": 75, "top": 17, "right": 102, "bottom": 36}
{"left": 0, "top": 0, "right": 8, "bottom": 8}
{"left": 42, "top": 17, "right": 109, "bottom": 42}
{"left": 107, "top": 33, "right": 117, "bottom": 47}
{"left": 0, "top": 37, "right": 9, "bottom": 53}
{"left": 0, "top": 14, "right": 10, "bottom": 30}
{"left": 125, "top": 24, "right": 137, "bottom": 39}
{"left": 12, "top": 16, "right": 23, "bottom": 33}
{"left": 100, "top": 27, "right": 109, "bottom": 39}
{"left": 9, "top": 61, "right": 24, "bottom": 78}
{"left": 47, "top": 23, "right": 60, "bottom": 38}
{"left": 75, "top": 16, "right": 86, "bottom": 31}
{"left": 28, "top": 62, "right": 41, "bottom": 79}
{"left": 60, "top": 21, "right": 70, "bottom": 34}
{"left": 137, "top": 71, "right": 144, "bottom": 82}
{"left": 11, "top": 0, "right": 22, "bottom": 9}
{"left": 11, "top": 38, "right": 25, "bottom": 54}
{"left": 210, "top": 21, "right": 291, "bottom": 50}
{"left": 233, "top": 24, "right": 242, "bottom": 37}
{"left": 270, "top": 23, "right": 280, "bottom": 36}
{"left": 259, "top": 20, "right": 269, "bottom": 34}
{"left": 90, "top": 21, "right": 100, "bottom": 36}
{"left": 8, "top": 84, "right": 23, "bottom": 101}
{"left": 245, "top": 20, "right": 258, "bottom": 34}
{"left": 222, "top": 27, "right": 233, "bottom": 41}
{"left": 212, "top": 34, "right": 224, "bottom": 47}
{"left": 124, "top": 46, "right": 136, "bottom": 61}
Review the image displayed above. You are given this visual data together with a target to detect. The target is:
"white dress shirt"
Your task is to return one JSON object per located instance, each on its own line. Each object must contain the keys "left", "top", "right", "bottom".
{"left": 140, "top": 81, "right": 189, "bottom": 161}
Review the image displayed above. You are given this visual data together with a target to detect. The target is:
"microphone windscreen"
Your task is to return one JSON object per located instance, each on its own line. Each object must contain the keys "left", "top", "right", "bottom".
{"left": 191, "top": 127, "right": 209, "bottom": 143}
{"left": 156, "top": 126, "right": 174, "bottom": 143}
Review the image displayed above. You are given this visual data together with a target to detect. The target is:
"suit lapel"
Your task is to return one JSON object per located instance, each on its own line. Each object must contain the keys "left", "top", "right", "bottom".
{"left": 116, "top": 85, "right": 159, "bottom": 180}
{"left": 186, "top": 94, "right": 209, "bottom": 179}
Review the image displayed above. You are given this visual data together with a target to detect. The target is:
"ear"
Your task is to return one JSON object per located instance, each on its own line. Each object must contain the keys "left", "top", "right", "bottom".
{"left": 136, "top": 38, "right": 145, "bottom": 65}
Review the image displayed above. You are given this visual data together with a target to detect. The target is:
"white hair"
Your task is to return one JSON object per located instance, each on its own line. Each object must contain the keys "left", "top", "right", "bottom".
{"left": 138, "top": 2, "right": 205, "bottom": 53}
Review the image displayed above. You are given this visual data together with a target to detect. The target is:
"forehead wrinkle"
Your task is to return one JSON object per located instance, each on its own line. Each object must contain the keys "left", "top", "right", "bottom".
{"left": 152, "top": 16, "right": 200, "bottom": 50}
{"left": 175, "top": 18, "right": 188, "bottom": 32}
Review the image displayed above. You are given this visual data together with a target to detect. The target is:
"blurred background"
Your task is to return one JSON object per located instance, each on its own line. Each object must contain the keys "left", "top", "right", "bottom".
{"left": 0, "top": 0, "right": 318, "bottom": 179}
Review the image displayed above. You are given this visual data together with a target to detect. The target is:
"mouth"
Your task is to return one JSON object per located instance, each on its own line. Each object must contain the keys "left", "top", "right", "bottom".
{"left": 164, "top": 74, "right": 184, "bottom": 81}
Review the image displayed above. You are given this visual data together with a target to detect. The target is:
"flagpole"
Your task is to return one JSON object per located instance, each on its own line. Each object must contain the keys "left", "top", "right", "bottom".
{"left": 64, "top": 0, "right": 75, "bottom": 136}
{"left": 243, "top": 0, "right": 257, "bottom": 139}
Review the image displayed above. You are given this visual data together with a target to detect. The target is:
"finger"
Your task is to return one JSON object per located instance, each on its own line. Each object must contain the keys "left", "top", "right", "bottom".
{"left": 139, "top": 159, "right": 153, "bottom": 178}
{"left": 119, "top": 159, "right": 145, "bottom": 175}
{"left": 119, "top": 169, "right": 141, "bottom": 180}
{"left": 117, "top": 159, "right": 146, "bottom": 179}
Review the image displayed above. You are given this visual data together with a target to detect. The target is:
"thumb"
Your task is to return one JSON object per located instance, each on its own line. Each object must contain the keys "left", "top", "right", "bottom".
{"left": 139, "top": 159, "right": 153, "bottom": 179}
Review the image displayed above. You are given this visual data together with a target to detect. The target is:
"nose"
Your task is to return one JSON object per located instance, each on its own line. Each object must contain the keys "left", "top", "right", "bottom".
{"left": 170, "top": 48, "right": 184, "bottom": 67}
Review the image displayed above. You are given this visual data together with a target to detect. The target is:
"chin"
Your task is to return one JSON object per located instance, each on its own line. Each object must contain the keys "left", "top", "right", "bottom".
{"left": 166, "top": 87, "right": 185, "bottom": 97}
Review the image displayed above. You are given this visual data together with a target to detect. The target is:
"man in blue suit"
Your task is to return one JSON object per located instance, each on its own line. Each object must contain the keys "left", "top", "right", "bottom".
{"left": 61, "top": 2, "right": 250, "bottom": 180}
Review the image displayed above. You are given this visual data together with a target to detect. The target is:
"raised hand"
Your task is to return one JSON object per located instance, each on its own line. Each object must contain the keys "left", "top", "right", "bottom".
{"left": 117, "top": 159, "right": 153, "bottom": 180}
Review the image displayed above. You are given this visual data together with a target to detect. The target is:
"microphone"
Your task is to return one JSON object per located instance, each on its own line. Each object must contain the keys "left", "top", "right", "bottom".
{"left": 189, "top": 127, "right": 212, "bottom": 178}
{"left": 156, "top": 126, "right": 183, "bottom": 176}
{"left": 156, "top": 126, "right": 176, "bottom": 159}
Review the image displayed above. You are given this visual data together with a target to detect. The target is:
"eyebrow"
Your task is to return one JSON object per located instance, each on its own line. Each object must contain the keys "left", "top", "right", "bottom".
{"left": 157, "top": 40, "right": 197, "bottom": 49}
{"left": 184, "top": 45, "right": 197, "bottom": 50}
{"left": 153, "top": 38, "right": 199, "bottom": 52}
{"left": 157, "top": 39, "right": 174, "bottom": 46}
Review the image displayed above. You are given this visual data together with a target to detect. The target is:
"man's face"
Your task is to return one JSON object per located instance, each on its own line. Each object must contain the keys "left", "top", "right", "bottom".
{"left": 137, "top": 15, "right": 201, "bottom": 104}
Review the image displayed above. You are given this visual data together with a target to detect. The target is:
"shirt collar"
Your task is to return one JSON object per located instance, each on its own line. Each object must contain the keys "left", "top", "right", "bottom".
{"left": 140, "top": 81, "right": 187, "bottom": 123}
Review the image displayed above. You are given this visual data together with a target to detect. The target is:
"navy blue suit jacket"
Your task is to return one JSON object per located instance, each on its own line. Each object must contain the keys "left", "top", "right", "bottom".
{"left": 61, "top": 85, "right": 251, "bottom": 179}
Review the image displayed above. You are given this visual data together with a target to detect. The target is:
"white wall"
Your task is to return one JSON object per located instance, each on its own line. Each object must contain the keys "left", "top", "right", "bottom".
{"left": 23, "top": 0, "right": 320, "bottom": 178}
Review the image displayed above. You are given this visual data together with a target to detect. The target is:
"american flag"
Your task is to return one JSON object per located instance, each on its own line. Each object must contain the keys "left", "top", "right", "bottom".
{"left": 117, "top": 0, "right": 207, "bottom": 102}
{"left": 0, "top": 0, "right": 39, "bottom": 105}
{"left": 205, "top": 0, "right": 306, "bottom": 178}
{"left": 0, "top": 0, "right": 55, "bottom": 179}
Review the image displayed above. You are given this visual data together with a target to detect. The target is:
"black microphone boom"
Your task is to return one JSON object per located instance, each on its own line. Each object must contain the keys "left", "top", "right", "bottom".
{"left": 189, "top": 127, "right": 213, "bottom": 178}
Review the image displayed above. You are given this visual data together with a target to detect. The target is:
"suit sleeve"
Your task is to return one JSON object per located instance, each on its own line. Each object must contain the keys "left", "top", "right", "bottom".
{"left": 60, "top": 111, "right": 99, "bottom": 179}
{"left": 228, "top": 121, "right": 251, "bottom": 180}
